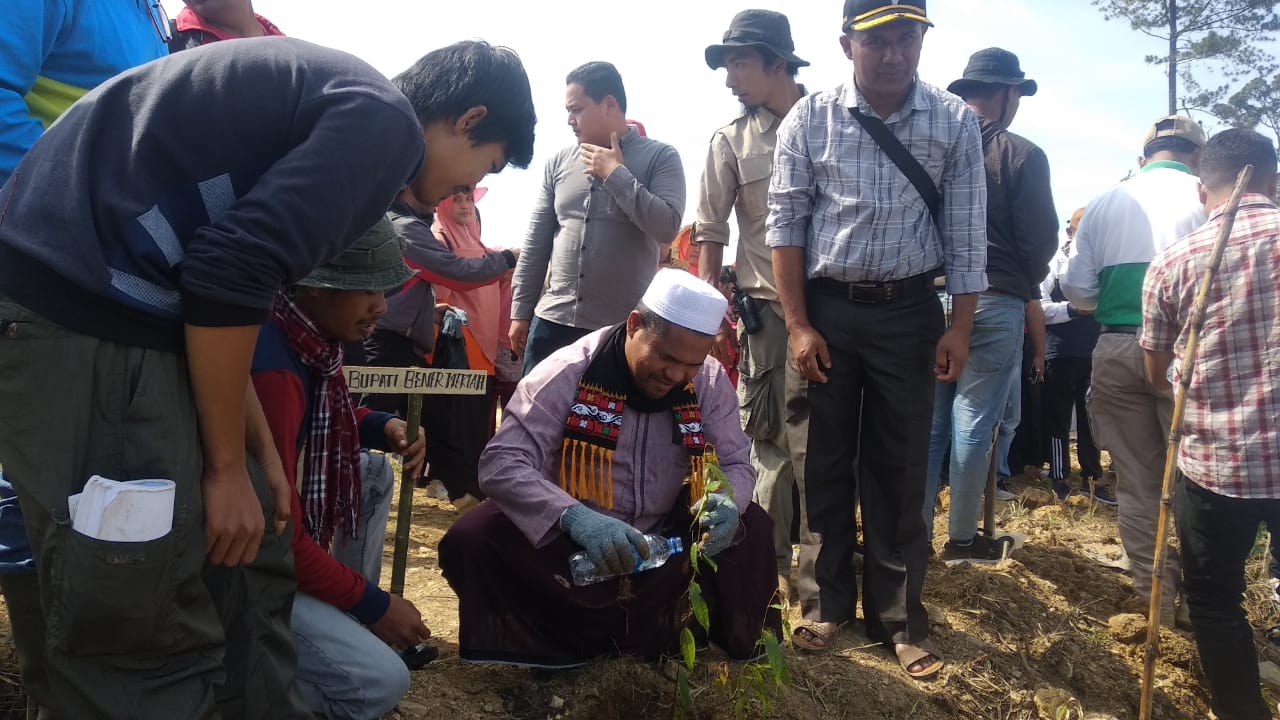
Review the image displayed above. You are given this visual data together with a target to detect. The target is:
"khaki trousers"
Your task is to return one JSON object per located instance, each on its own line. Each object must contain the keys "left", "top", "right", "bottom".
{"left": 1090, "top": 333, "right": 1179, "bottom": 608}
{"left": 737, "top": 304, "right": 798, "bottom": 575}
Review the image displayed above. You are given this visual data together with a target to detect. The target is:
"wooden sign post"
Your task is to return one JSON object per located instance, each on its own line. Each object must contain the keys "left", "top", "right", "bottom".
{"left": 345, "top": 365, "right": 488, "bottom": 596}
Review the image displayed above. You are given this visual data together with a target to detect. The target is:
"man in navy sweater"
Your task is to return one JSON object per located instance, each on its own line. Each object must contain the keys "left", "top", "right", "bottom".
{"left": 0, "top": 37, "right": 535, "bottom": 719}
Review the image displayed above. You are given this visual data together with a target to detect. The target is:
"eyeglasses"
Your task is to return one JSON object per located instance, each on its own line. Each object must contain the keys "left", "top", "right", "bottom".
{"left": 146, "top": 0, "right": 173, "bottom": 44}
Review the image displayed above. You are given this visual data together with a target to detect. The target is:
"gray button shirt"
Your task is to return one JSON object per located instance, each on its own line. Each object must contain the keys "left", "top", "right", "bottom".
{"left": 511, "top": 128, "right": 685, "bottom": 330}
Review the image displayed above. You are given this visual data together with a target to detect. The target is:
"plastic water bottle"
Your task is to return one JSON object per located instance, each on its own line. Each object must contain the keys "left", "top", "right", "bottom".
{"left": 569, "top": 535, "right": 684, "bottom": 586}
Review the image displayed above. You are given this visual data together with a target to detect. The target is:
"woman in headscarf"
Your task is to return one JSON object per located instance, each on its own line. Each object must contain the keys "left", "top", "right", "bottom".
{"left": 426, "top": 188, "right": 514, "bottom": 508}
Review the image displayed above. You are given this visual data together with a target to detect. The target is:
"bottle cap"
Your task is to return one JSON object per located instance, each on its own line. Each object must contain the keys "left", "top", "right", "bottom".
{"left": 670, "top": 537, "right": 684, "bottom": 554}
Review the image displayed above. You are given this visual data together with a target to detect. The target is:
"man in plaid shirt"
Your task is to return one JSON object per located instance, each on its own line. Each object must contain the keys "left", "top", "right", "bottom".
{"left": 1141, "top": 128, "right": 1280, "bottom": 720}
{"left": 768, "top": 0, "right": 985, "bottom": 678}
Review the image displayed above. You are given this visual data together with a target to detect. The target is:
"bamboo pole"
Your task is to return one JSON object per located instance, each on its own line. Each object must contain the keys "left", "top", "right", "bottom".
{"left": 389, "top": 394, "right": 423, "bottom": 597}
{"left": 1139, "top": 164, "right": 1253, "bottom": 720}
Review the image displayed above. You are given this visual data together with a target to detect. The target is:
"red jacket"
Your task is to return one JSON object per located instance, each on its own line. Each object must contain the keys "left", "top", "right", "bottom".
{"left": 252, "top": 321, "right": 393, "bottom": 625}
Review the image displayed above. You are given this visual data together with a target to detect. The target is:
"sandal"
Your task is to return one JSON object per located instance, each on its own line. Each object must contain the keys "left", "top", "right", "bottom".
{"left": 895, "top": 638, "right": 945, "bottom": 680}
{"left": 792, "top": 621, "right": 840, "bottom": 652}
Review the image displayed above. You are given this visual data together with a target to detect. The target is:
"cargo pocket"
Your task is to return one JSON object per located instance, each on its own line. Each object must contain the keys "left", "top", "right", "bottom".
{"left": 47, "top": 523, "right": 180, "bottom": 656}
{"left": 739, "top": 364, "right": 780, "bottom": 442}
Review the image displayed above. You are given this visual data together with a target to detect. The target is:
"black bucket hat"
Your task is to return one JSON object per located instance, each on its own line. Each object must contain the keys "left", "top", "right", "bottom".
{"left": 705, "top": 9, "right": 809, "bottom": 71}
{"left": 948, "top": 47, "right": 1038, "bottom": 97}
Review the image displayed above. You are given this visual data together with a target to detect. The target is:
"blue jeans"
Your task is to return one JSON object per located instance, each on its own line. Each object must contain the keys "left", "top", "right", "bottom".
{"left": 522, "top": 316, "right": 591, "bottom": 377}
{"left": 330, "top": 451, "right": 395, "bottom": 586}
{"left": 295, "top": 451, "right": 407, "bottom": 719}
{"left": 996, "top": 368, "right": 1022, "bottom": 481}
{"left": 0, "top": 468, "right": 33, "bottom": 573}
{"left": 923, "top": 294, "right": 1025, "bottom": 541}
{"left": 293, "top": 593, "right": 408, "bottom": 720}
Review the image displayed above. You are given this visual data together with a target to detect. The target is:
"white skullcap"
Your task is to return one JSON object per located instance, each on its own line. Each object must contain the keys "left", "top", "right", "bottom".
{"left": 640, "top": 268, "right": 728, "bottom": 336}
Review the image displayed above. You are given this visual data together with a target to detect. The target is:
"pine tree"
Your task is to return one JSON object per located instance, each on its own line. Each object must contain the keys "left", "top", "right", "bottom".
{"left": 1094, "top": 0, "right": 1280, "bottom": 115}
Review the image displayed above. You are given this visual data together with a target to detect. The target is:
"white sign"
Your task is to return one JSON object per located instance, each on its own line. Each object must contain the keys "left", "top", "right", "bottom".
{"left": 343, "top": 366, "right": 488, "bottom": 396}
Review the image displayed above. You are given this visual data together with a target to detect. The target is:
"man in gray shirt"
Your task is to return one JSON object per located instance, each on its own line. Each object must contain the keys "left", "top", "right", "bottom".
{"left": 509, "top": 61, "right": 685, "bottom": 374}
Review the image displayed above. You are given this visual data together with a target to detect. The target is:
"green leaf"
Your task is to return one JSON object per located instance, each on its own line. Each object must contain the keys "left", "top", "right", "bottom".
{"left": 753, "top": 678, "right": 771, "bottom": 713}
{"left": 705, "top": 464, "right": 730, "bottom": 498}
{"left": 677, "top": 668, "right": 692, "bottom": 716}
{"left": 680, "top": 627, "right": 697, "bottom": 671}
{"left": 762, "top": 631, "right": 790, "bottom": 686}
{"left": 689, "top": 581, "right": 710, "bottom": 633}
{"left": 700, "top": 553, "right": 718, "bottom": 573}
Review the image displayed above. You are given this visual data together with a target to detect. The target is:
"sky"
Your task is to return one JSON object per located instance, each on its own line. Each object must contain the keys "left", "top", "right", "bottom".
{"left": 162, "top": 0, "right": 1240, "bottom": 251}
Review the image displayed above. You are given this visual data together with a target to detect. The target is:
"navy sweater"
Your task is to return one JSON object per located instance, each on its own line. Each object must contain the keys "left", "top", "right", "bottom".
{"left": 0, "top": 38, "right": 424, "bottom": 352}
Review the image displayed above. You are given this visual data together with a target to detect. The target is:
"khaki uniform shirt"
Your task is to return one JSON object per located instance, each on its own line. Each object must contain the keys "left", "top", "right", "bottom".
{"left": 696, "top": 105, "right": 787, "bottom": 306}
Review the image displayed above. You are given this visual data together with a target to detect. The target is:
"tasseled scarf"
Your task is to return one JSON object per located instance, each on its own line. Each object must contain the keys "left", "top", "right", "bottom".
{"left": 560, "top": 323, "right": 707, "bottom": 510}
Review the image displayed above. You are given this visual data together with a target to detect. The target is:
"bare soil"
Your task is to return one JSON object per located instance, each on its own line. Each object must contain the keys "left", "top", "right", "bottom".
{"left": 381, "top": 463, "right": 1280, "bottom": 720}
{"left": 5, "top": 458, "right": 1280, "bottom": 720}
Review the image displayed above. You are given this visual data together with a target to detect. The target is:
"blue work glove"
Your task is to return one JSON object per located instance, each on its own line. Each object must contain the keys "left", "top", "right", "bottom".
{"left": 560, "top": 504, "right": 649, "bottom": 577}
{"left": 695, "top": 493, "right": 739, "bottom": 557}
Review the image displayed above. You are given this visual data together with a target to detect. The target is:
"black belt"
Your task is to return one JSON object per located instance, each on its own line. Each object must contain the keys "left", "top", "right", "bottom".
{"left": 811, "top": 270, "right": 937, "bottom": 305}
{"left": 1100, "top": 325, "right": 1139, "bottom": 335}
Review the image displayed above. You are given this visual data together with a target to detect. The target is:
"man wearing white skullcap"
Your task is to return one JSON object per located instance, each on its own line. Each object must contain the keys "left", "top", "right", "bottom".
{"left": 439, "top": 269, "right": 782, "bottom": 666}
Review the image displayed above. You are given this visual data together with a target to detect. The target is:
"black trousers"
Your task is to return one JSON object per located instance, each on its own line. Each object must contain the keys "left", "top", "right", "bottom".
{"left": 1007, "top": 341, "right": 1045, "bottom": 474}
{"left": 789, "top": 287, "right": 943, "bottom": 645}
{"left": 1042, "top": 356, "right": 1102, "bottom": 481}
{"left": 1177, "top": 473, "right": 1279, "bottom": 720}
{"left": 420, "top": 378, "right": 493, "bottom": 501}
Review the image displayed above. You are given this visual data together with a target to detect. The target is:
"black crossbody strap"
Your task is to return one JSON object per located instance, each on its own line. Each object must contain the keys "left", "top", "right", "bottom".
{"left": 850, "top": 108, "right": 942, "bottom": 225}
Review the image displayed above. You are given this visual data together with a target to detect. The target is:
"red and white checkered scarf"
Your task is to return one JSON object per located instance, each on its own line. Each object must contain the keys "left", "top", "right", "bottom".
{"left": 271, "top": 293, "right": 361, "bottom": 546}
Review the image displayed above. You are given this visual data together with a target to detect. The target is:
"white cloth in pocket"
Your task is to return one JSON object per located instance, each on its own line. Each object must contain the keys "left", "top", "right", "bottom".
{"left": 68, "top": 475, "right": 174, "bottom": 542}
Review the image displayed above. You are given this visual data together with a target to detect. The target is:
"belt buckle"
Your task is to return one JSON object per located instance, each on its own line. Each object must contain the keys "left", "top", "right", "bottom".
{"left": 846, "top": 281, "right": 885, "bottom": 304}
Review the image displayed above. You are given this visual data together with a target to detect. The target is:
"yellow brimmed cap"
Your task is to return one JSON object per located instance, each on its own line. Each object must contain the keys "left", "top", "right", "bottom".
{"left": 843, "top": 2, "right": 932, "bottom": 32}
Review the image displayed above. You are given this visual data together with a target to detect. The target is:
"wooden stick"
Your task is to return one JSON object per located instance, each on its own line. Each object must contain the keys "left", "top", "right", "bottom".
{"left": 389, "top": 394, "right": 423, "bottom": 597}
{"left": 1139, "top": 164, "right": 1253, "bottom": 720}
{"left": 984, "top": 425, "right": 998, "bottom": 539}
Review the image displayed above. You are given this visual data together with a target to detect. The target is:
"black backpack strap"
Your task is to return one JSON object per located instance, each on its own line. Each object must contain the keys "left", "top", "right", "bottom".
{"left": 850, "top": 108, "right": 942, "bottom": 225}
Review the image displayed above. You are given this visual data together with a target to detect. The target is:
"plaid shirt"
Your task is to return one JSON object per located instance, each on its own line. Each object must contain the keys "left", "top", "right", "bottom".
{"left": 1141, "top": 195, "right": 1280, "bottom": 498}
{"left": 766, "top": 79, "right": 988, "bottom": 295}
